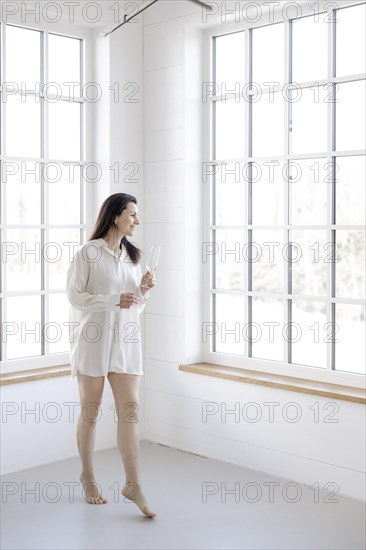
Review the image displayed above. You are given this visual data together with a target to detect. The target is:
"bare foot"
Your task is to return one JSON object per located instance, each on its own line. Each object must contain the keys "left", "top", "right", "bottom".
{"left": 80, "top": 474, "right": 107, "bottom": 505}
{"left": 122, "top": 482, "right": 156, "bottom": 518}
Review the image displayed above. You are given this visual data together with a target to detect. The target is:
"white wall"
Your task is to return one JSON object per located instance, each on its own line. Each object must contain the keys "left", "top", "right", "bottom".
{"left": 141, "top": 1, "right": 366, "bottom": 502}
{"left": 0, "top": 376, "right": 118, "bottom": 474}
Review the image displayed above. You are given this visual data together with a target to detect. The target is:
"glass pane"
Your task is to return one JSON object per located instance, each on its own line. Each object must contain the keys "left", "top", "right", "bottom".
{"left": 336, "top": 230, "right": 365, "bottom": 299}
{"left": 215, "top": 163, "right": 245, "bottom": 226}
{"left": 48, "top": 293, "right": 70, "bottom": 354}
{"left": 6, "top": 94, "right": 41, "bottom": 158}
{"left": 5, "top": 296, "right": 42, "bottom": 360}
{"left": 336, "top": 81, "right": 366, "bottom": 152}
{"left": 291, "top": 230, "right": 327, "bottom": 297}
{"left": 5, "top": 25, "right": 41, "bottom": 89}
{"left": 291, "top": 85, "right": 327, "bottom": 155}
{"left": 251, "top": 296, "right": 283, "bottom": 362}
{"left": 48, "top": 101, "right": 81, "bottom": 161}
{"left": 291, "top": 159, "right": 327, "bottom": 225}
{"left": 291, "top": 300, "right": 327, "bottom": 369}
{"left": 215, "top": 229, "right": 245, "bottom": 291}
{"left": 335, "top": 303, "right": 365, "bottom": 374}
{"left": 215, "top": 32, "right": 245, "bottom": 92}
{"left": 47, "top": 229, "right": 81, "bottom": 290}
{"left": 47, "top": 164, "right": 81, "bottom": 225}
{"left": 251, "top": 230, "right": 284, "bottom": 293}
{"left": 252, "top": 92, "right": 284, "bottom": 158}
{"left": 5, "top": 229, "right": 42, "bottom": 291}
{"left": 292, "top": 14, "right": 328, "bottom": 84}
{"left": 252, "top": 23, "right": 284, "bottom": 87}
{"left": 48, "top": 34, "right": 81, "bottom": 98}
{"left": 252, "top": 161, "right": 284, "bottom": 225}
{"left": 214, "top": 294, "right": 245, "bottom": 356}
{"left": 336, "top": 4, "right": 366, "bottom": 78}
{"left": 4, "top": 162, "right": 41, "bottom": 224}
{"left": 215, "top": 99, "right": 245, "bottom": 160}
{"left": 336, "top": 156, "right": 366, "bottom": 225}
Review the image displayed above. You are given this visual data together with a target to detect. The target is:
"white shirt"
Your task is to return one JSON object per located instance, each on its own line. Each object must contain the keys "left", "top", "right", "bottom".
{"left": 66, "top": 238, "right": 150, "bottom": 379}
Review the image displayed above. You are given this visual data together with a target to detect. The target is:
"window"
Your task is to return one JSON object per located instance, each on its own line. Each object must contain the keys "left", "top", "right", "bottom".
{"left": 0, "top": 24, "right": 86, "bottom": 373}
{"left": 205, "top": 2, "right": 366, "bottom": 383}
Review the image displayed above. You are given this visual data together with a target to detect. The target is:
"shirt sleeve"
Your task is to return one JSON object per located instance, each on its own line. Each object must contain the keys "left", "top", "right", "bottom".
{"left": 66, "top": 248, "right": 121, "bottom": 312}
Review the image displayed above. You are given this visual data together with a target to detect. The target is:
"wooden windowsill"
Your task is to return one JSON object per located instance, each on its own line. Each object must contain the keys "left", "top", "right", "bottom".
{"left": 2, "top": 362, "right": 364, "bottom": 404}
{"left": 179, "top": 362, "right": 366, "bottom": 404}
{"left": 0, "top": 365, "right": 71, "bottom": 386}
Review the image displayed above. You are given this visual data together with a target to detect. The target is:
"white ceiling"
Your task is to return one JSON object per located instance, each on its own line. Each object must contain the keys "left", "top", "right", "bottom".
{"left": 0, "top": 0, "right": 287, "bottom": 36}
{"left": 0, "top": 1, "right": 147, "bottom": 29}
{"left": 1, "top": 1, "right": 284, "bottom": 30}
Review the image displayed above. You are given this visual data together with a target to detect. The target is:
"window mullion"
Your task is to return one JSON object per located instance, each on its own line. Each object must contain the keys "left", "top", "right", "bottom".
{"left": 41, "top": 30, "right": 47, "bottom": 357}
{"left": 80, "top": 25, "right": 86, "bottom": 244}
{"left": 211, "top": 36, "right": 216, "bottom": 353}
{"left": 80, "top": 38, "right": 85, "bottom": 165}
{"left": 284, "top": 18, "right": 291, "bottom": 367}
{"left": 1, "top": 23, "right": 6, "bottom": 159}
{"left": 244, "top": 28, "right": 250, "bottom": 360}
{"left": 247, "top": 28, "right": 253, "bottom": 359}
{"left": 327, "top": 8, "right": 336, "bottom": 371}
{"left": 1, "top": 24, "right": 6, "bottom": 362}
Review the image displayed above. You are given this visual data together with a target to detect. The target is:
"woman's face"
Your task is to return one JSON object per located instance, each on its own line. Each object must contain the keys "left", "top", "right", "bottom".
{"left": 115, "top": 201, "right": 140, "bottom": 237}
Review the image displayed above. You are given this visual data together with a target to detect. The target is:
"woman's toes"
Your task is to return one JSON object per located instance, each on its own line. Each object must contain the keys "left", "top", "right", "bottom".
{"left": 80, "top": 477, "right": 107, "bottom": 505}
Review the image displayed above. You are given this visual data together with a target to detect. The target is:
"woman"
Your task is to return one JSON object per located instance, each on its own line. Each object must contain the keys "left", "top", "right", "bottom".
{"left": 66, "top": 193, "right": 156, "bottom": 518}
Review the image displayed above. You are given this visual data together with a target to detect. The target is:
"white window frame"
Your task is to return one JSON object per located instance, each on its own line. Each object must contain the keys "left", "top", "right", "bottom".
{"left": 203, "top": 0, "right": 366, "bottom": 389}
{"left": 0, "top": 19, "right": 93, "bottom": 374}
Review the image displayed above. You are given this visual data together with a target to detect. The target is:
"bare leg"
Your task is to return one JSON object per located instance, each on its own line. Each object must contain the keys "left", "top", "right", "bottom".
{"left": 76, "top": 372, "right": 107, "bottom": 505}
{"left": 107, "top": 372, "right": 156, "bottom": 518}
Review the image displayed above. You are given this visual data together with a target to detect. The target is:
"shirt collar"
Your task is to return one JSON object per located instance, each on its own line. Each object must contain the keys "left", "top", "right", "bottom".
{"left": 97, "top": 238, "right": 123, "bottom": 260}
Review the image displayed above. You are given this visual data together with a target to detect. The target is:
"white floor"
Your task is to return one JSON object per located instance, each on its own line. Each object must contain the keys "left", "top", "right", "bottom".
{"left": 1, "top": 441, "right": 365, "bottom": 550}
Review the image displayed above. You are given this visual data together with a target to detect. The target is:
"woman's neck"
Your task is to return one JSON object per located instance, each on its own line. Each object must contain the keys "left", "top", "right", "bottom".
{"left": 102, "top": 231, "right": 124, "bottom": 252}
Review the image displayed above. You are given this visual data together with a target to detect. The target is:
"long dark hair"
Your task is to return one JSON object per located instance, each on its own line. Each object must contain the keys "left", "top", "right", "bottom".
{"left": 88, "top": 193, "right": 141, "bottom": 264}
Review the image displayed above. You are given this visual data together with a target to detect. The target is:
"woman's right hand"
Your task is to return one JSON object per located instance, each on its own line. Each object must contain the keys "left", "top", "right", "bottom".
{"left": 119, "top": 293, "right": 139, "bottom": 309}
